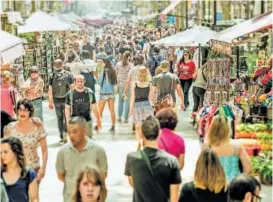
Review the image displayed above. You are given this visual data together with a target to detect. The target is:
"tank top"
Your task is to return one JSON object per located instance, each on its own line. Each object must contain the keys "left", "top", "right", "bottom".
{"left": 135, "top": 83, "right": 149, "bottom": 102}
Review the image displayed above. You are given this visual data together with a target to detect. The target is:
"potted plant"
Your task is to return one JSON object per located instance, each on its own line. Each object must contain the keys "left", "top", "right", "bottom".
{"left": 258, "top": 157, "right": 272, "bottom": 185}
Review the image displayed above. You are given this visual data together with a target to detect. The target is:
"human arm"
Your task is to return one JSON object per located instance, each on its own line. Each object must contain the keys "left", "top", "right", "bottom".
{"left": 65, "top": 105, "right": 71, "bottom": 126}
{"left": 176, "top": 83, "right": 185, "bottom": 111}
{"left": 37, "top": 136, "right": 48, "bottom": 180}
{"left": 56, "top": 149, "right": 65, "bottom": 183}
{"left": 239, "top": 144, "right": 252, "bottom": 173}
{"left": 129, "top": 83, "right": 136, "bottom": 116}
{"left": 124, "top": 154, "right": 133, "bottom": 187}
{"left": 170, "top": 184, "right": 180, "bottom": 202}
{"left": 177, "top": 154, "right": 185, "bottom": 170}
{"left": 48, "top": 84, "right": 54, "bottom": 109}
{"left": 28, "top": 178, "right": 39, "bottom": 202}
{"left": 25, "top": 79, "right": 44, "bottom": 94}
{"left": 123, "top": 76, "right": 132, "bottom": 95}
{"left": 97, "top": 147, "right": 108, "bottom": 179}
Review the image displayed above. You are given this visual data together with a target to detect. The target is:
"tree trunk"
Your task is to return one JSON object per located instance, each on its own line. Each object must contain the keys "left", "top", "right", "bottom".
{"left": 31, "top": 0, "right": 36, "bottom": 13}
{"left": 221, "top": 1, "right": 231, "bottom": 20}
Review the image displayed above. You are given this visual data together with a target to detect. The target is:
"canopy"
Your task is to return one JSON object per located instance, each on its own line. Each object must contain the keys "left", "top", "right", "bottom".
{"left": 18, "top": 11, "right": 71, "bottom": 33}
{"left": 81, "top": 17, "right": 113, "bottom": 27}
{"left": 0, "top": 30, "right": 24, "bottom": 64}
{"left": 153, "top": 26, "right": 218, "bottom": 46}
{"left": 214, "top": 11, "right": 273, "bottom": 43}
{"left": 53, "top": 13, "right": 81, "bottom": 31}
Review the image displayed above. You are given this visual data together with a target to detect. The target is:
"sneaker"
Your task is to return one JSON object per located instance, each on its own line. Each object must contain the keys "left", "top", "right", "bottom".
{"left": 124, "top": 118, "right": 129, "bottom": 123}
{"left": 117, "top": 117, "right": 122, "bottom": 122}
{"left": 94, "top": 125, "right": 99, "bottom": 131}
{"left": 132, "top": 124, "right": 135, "bottom": 131}
{"left": 109, "top": 125, "right": 115, "bottom": 133}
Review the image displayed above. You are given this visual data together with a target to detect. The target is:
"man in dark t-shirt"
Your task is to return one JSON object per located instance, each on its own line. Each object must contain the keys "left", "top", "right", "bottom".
{"left": 65, "top": 75, "right": 101, "bottom": 138}
{"left": 124, "top": 116, "right": 181, "bottom": 202}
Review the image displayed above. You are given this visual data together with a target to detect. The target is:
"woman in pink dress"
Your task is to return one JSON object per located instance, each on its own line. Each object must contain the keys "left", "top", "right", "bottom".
{"left": 156, "top": 107, "right": 186, "bottom": 170}
{"left": 0, "top": 71, "right": 16, "bottom": 117}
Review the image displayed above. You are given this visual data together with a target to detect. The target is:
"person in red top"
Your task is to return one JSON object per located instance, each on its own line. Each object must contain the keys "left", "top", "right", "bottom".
{"left": 177, "top": 51, "right": 196, "bottom": 109}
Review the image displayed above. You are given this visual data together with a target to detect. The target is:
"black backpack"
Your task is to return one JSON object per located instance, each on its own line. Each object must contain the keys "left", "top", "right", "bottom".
{"left": 150, "top": 56, "right": 160, "bottom": 76}
{"left": 52, "top": 70, "right": 70, "bottom": 98}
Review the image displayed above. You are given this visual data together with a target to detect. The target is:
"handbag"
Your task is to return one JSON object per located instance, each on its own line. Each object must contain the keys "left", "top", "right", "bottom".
{"left": 154, "top": 74, "right": 175, "bottom": 113}
{"left": 140, "top": 150, "right": 169, "bottom": 201}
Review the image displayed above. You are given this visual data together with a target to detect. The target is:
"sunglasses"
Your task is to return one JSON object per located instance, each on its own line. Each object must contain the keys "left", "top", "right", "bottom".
{"left": 31, "top": 71, "right": 38, "bottom": 73}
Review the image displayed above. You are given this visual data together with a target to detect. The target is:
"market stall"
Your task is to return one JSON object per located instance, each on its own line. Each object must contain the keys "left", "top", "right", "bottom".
{"left": 0, "top": 30, "right": 24, "bottom": 65}
{"left": 211, "top": 12, "right": 272, "bottom": 184}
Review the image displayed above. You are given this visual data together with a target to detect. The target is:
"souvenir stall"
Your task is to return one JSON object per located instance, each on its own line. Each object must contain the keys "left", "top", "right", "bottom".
{"left": 211, "top": 12, "right": 273, "bottom": 183}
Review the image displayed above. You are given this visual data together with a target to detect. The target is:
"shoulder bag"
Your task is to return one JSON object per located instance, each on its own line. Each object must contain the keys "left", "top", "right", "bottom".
{"left": 140, "top": 150, "right": 169, "bottom": 201}
{"left": 154, "top": 73, "right": 175, "bottom": 113}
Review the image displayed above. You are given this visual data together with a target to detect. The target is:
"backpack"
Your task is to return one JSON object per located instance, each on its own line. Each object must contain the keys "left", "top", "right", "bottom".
{"left": 104, "top": 43, "right": 114, "bottom": 55}
{"left": 150, "top": 56, "right": 160, "bottom": 76}
{"left": 148, "top": 43, "right": 155, "bottom": 56}
{"left": 52, "top": 70, "right": 70, "bottom": 98}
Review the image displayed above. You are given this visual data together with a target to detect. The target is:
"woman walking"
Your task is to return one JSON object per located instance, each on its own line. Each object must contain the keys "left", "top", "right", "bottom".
{"left": 96, "top": 52, "right": 118, "bottom": 133}
{"left": 0, "top": 71, "right": 17, "bottom": 117}
{"left": 1, "top": 136, "right": 38, "bottom": 202}
{"left": 116, "top": 51, "right": 134, "bottom": 123}
{"left": 129, "top": 67, "right": 154, "bottom": 150}
{"left": 177, "top": 51, "right": 196, "bottom": 109}
{"left": 4, "top": 99, "right": 48, "bottom": 181}
{"left": 203, "top": 115, "right": 252, "bottom": 182}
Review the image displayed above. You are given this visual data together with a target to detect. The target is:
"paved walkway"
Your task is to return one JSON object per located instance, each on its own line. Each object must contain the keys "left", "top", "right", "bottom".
{"left": 38, "top": 97, "right": 272, "bottom": 202}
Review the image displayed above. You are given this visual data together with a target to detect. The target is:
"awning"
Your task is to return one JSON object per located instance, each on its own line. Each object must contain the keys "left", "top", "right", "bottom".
{"left": 0, "top": 30, "right": 23, "bottom": 64}
{"left": 161, "top": 0, "right": 182, "bottom": 15}
{"left": 214, "top": 11, "right": 273, "bottom": 43}
{"left": 52, "top": 13, "right": 81, "bottom": 31}
{"left": 18, "top": 11, "right": 71, "bottom": 33}
{"left": 153, "top": 26, "right": 218, "bottom": 46}
{"left": 81, "top": 18, "right": 113, "bottom": 27}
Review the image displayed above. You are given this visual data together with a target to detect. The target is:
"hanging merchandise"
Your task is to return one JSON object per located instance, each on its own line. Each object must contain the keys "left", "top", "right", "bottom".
{"left": 204, "top": 58, "right": 231, "bottom": 105}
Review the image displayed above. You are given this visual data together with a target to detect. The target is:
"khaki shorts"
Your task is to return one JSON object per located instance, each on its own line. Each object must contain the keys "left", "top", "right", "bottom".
{"left": 86, "top": 120, "right": 93, "bottom": 138}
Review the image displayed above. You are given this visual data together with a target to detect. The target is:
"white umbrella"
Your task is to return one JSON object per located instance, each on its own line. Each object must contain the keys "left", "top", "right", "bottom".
{"left": 0, "top": 30, "right": 24, "bottom": 64}
{"left": 18, "top": 11, "right": 71, "bottom": 34}
{"left": 153, "top": 26, "right": 218, "bottom": 46}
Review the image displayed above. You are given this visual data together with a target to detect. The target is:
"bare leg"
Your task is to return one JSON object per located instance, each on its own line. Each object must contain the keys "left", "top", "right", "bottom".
{"left": 135, "top": 124, "right": 142, "bottom": 150}
{"left": 107, "top": 99, "right": 116, "bottom": 126}
{"left": 98, "top": 100, "right": 107, "bottom": 118}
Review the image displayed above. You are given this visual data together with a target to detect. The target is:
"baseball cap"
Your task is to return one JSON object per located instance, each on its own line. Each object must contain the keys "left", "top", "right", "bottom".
{"left": 96, "top": 52, "right": 108, "bottom": 60}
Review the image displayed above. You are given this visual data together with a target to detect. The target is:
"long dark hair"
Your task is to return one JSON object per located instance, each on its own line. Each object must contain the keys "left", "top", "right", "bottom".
{"left": 179, "top": 51, "right": 191, "bottom": 65}
{"left": 1, "top": 136, "right": 27, "bottom": 178}
{"left": 102, "top": 58, "right": 117, "bottom": 85}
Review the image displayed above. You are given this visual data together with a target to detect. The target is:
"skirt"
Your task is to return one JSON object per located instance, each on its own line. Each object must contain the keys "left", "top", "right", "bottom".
{"left": 133, "top": 101, "right": 154, "bottom": 124}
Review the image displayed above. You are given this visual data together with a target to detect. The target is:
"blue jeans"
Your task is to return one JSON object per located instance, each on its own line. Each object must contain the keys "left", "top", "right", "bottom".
{"left": 31, "top": 98, "right": 43, "bottom": 121}
{"left": 118, "top": 82, "right": 130, "bottom": 120}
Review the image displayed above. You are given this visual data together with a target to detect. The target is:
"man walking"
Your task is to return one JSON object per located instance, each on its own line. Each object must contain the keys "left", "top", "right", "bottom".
{"left": 56, "top": 116, "right": 107, "bottom": 202}
{"left": 147, "top": 46, "right": 163, "bottom": 77}
{"left": 48, "top": 59, "right": 74, "bottom": 143}
{"left": 65, "top": 74, "right": 101, "bottom": 138}
{"left": 151, "top": 60, "right": 185, "bottom": 111}
{"left": 124, "top": 116, "right": 181, "bottom": 202}
{"left": 21, "top": 66, "right": 44, "bottom": 121}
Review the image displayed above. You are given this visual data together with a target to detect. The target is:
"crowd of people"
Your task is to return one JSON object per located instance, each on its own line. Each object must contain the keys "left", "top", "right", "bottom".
{"left": 0, "top": 24, "right": 261, "bottom": 202}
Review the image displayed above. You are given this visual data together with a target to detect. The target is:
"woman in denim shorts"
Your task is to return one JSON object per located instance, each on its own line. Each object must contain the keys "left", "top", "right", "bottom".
{"left": 96, "top": 52, "right": 118, "bottom": 133}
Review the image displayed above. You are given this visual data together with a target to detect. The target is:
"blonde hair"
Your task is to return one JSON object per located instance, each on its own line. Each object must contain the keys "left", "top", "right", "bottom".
{"left": 73, "top": 166, "right": 107, "bottom": 202}
{"left": 155, "top": 67, "right": 163, "bottom": 75}
{"left": 121, "top": 51, "right": 131, "bottom": 67}
{"left": 194, "top": 148, "right": 227, "bottom": 193}
{"left": 136, "top": 66, "right": 151, "bottom": 82}
{"left": 1, "top": 71, "right": 13, "bottom": 84}
{"left": 207, "top": 115, "right": 230, "bottom": 147}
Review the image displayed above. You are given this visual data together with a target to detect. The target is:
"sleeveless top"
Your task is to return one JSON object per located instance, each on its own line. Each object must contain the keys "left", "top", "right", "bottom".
{"left": 135, "top": 83, "right": 149, "bottom": 102}
{"left": 219, "top": 155, "right": 240, "bottom": 182}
